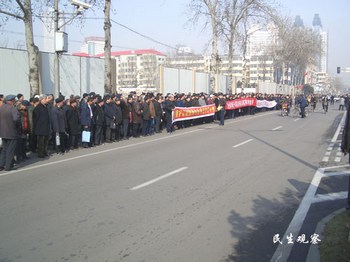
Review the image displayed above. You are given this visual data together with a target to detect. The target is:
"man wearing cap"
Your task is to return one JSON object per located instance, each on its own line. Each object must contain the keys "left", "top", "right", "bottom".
{"left": 0, "top": 95, "right": 21, "bottom": 171}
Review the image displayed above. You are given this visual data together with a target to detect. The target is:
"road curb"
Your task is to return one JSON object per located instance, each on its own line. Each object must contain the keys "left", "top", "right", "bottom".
{"left": 306, "top": 208, "right": 347, "bottom": 262}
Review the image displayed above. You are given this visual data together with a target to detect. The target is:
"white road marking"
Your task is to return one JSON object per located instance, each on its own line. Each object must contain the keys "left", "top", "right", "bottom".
{"left": 232, "top": 139, "right": 253, "bottom": 148}
{"left": 272, "top": 126, "right": 283, "bottom": 131}
{"left": 325, "top": 152, "right": 331, "bottom": 156}
{"left": 322, "top": 156, "right": 329, "bottom": 162}
{"left": 0, "top": 112, "right": 277, "bottom": 178}
{"left": 0, "top": 130, "right": 202, "bottom": 177}
{"left": 293, "top": 118, "right": 300, "bottom": 122}
{"left": 327, "top": 147, "right": 333, "bottom": 151}
{"left": 270, "top": 169, "right": 324, "bottom": 262}
{"left": 130, "top": 167, "right": 188, "bottom": 190}
{"left": 271, "top": 113, "right": 348, "bottom": 262}
{"left": 312, "top": 192, "right": 347, "bottom": 203}
{"left": 334, "top": 157, "right": 341, "bottom": 162}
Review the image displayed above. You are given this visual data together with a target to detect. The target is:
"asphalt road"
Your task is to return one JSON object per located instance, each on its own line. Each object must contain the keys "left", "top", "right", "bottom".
{"left": 0, "top": 104, "right": 345, "bottom": 262}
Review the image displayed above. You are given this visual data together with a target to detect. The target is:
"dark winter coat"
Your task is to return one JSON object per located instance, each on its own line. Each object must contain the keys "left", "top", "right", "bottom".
{"left": 141, "top": 101, "right": 150, "bottom": 120}
{"left": 153, "top": 100, "right": 163, "bottom": 117}
{"left": 94, "top": 104, "right": 105, "bottom": 126}
{"left": 33, "top": 102, "right": 51, "bottom": 136}
{"left": 51, "top": 106, "right": 67, "bottom": 133}
{"left": 120, "top": 100, "right": 131, "bottom": 120}
{"left": 80, "top": 103, "right": 93, "bottom": 127}
{"left": 115, "top": 104, "right": 123, "bottom": 125}
{"left": 0, "top": 103, "right": 20, "bottom": 139}
{"left": 103, "top": 102, "right": 115, "bottom": 126}
{"left": 131, "top": 101, "right": 142, "bottom": 124}
{"left": 66, "top": 106, "right": 81, "bottom": 135}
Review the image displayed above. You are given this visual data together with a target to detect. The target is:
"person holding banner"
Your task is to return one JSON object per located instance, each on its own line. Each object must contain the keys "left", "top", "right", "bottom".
{"left": 217, "top": 93, "right": 226, "bottom": 126}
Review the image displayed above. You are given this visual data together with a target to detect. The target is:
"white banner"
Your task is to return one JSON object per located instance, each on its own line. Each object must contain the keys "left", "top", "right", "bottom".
{"left": 256, "top": 100, "right": 277, "bottom": 108}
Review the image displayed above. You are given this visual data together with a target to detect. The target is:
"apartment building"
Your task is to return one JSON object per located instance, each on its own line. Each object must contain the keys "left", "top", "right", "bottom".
{"left": 111, "top": 49, "right": 166, "bottom": 92}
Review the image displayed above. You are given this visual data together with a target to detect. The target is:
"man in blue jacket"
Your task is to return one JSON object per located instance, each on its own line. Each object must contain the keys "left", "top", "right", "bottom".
{"left": 298, "top": 94, "right": 308, "bottom": 118}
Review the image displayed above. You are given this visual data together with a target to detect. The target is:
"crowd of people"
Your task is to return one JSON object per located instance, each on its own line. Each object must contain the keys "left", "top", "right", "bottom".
{"left": 0, "top": 91, "right": 339, "bottom": 171}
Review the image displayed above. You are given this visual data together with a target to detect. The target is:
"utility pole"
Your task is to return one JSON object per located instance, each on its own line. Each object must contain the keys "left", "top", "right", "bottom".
{"left": 54, "top": 0, "right": 60, "bottom": 99}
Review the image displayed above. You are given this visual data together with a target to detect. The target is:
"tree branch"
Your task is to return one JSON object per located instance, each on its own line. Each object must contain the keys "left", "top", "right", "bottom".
{"left": 0, "top": 9, "right": 23, "bottom": 20}
{"left": 15, "top": 0, "right": 26, "bottom": 13}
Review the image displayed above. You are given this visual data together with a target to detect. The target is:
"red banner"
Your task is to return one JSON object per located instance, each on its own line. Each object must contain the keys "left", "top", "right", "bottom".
{"left": 172, "top": 104, "right": 216, "bottom": 123}
{"left": 225, "top": 98, "right": 257, "bottom": 110}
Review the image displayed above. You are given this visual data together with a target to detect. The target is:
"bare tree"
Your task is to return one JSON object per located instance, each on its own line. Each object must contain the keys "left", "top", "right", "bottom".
{"left": 188, "top": 0, "right": 222, "bottom": 78}
{"left": 0, "top": 0, "right": 40, "bottom": 96}
{"left": 271, "top": 16, "right": 322, "bottom": 86}
{"left": 221, "top": 0, "right": 278, "bottom": 93}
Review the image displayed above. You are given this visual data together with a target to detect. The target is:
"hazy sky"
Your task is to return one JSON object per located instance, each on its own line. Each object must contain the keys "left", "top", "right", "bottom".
{"left": 1, "top": 0, "right": 349, "bottom": 84}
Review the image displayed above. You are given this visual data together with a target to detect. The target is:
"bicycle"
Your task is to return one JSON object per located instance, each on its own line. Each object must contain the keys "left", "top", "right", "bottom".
{"left": 291, "top": 105, "right": 300, "bottom": 118}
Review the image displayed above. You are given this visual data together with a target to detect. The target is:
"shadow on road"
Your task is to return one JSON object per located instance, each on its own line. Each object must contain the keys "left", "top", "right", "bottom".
{"left": 225, "top": 180, "right": 307, "bottom": 262}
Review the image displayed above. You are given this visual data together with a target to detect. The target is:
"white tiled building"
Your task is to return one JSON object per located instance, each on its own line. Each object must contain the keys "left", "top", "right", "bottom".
{"left": 108, "top": 49, "right": 166, "bottom": 92}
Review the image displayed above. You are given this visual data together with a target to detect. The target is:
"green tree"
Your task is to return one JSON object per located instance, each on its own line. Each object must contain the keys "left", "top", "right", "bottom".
{"left": 303, "top": 84, "right": 314, "bottom": 95}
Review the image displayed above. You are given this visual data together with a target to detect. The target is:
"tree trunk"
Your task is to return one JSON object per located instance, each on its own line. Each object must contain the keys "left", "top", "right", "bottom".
{"left": 24, "top": 0, "right": 40, "bottom": 96}
{"left": 104, "top": 0, "right": 112, "bottom": 94}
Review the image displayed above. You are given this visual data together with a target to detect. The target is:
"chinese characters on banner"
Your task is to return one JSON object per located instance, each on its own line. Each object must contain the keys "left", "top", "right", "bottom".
{"left": 273, "top": 233, "right": 321, "bottom": 245}
{"left": 171, "top": 99, "right": 278, "bottom": 123}
{"left": 172, "top": 104, "right": 216, "bottom": 123}
{"left": 225, "top": 98, "right": 277, "bottom": 110}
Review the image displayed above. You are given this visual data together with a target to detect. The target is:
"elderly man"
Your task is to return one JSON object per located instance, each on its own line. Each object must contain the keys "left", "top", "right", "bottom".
{"left": 33, "top": 94, "right": 51, "bottom": 158}
{"left": 0, "top": 95, "right": 20, "bottom": 171}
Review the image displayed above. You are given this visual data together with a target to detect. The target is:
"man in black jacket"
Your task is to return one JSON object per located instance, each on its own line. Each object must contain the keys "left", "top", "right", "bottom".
{"left": 93, "top": 97, "right": 104, "bottom": 146}
{"left": 103, "top": 95, "right": 115, "bottom": 143}
{"left": 33, "top": 94, "right": 51, "bottom": 158}
{"left": 164, "top": 94, "right": 175, "bottom": 133}
{"left": 66, "top": 99, "right": 80, "bottom": 150}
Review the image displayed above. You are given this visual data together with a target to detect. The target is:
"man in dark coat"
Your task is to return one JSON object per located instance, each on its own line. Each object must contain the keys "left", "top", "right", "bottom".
{"left": 164, "top": 94, "right": 175, "bottom": 133}
{"left": 0, "top": 95, "right": 20, "bottom": 171}
{"left": 141, "top": 95, "right": 151, "bottom": 136}
{"left": 66, "top": 99, "right": 81, "bottom": 150}
{"left": 51, "top": 97, "right": 67, "bottom": 154}
{"left": 93, "top": 97, "right": 104, "bottom": 145}
{"left": 120, "top": 95, "right": 131, "bottom": 140}
{"left": 80, "top": 97, "right": 94, "bottom": 148}
{"left": 154, "top": 95, "right": 163, "bottom": 133}
{"left": 218, "top": 92, "right": 226, "bottom": 126}
{"left": 33, "top": 94, "right": 51, "bottom": 158}
{"left": 298, "top": 95, "right": 308, "bottom": 118}
{"left": 103, "top": 95, "right": 115, "bottom": 143}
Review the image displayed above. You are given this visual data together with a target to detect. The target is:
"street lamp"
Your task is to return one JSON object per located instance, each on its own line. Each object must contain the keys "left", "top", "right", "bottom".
{"left": 54, "top": 0, "right": 91, "bottom": 98}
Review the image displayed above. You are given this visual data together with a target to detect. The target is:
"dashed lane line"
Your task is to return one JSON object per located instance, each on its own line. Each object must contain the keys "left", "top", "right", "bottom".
{"left": 232, "top": 139, "right": 254, "bottom": 148}
{"left": 130, "top": 167, "right": 188, "bottom": 190}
